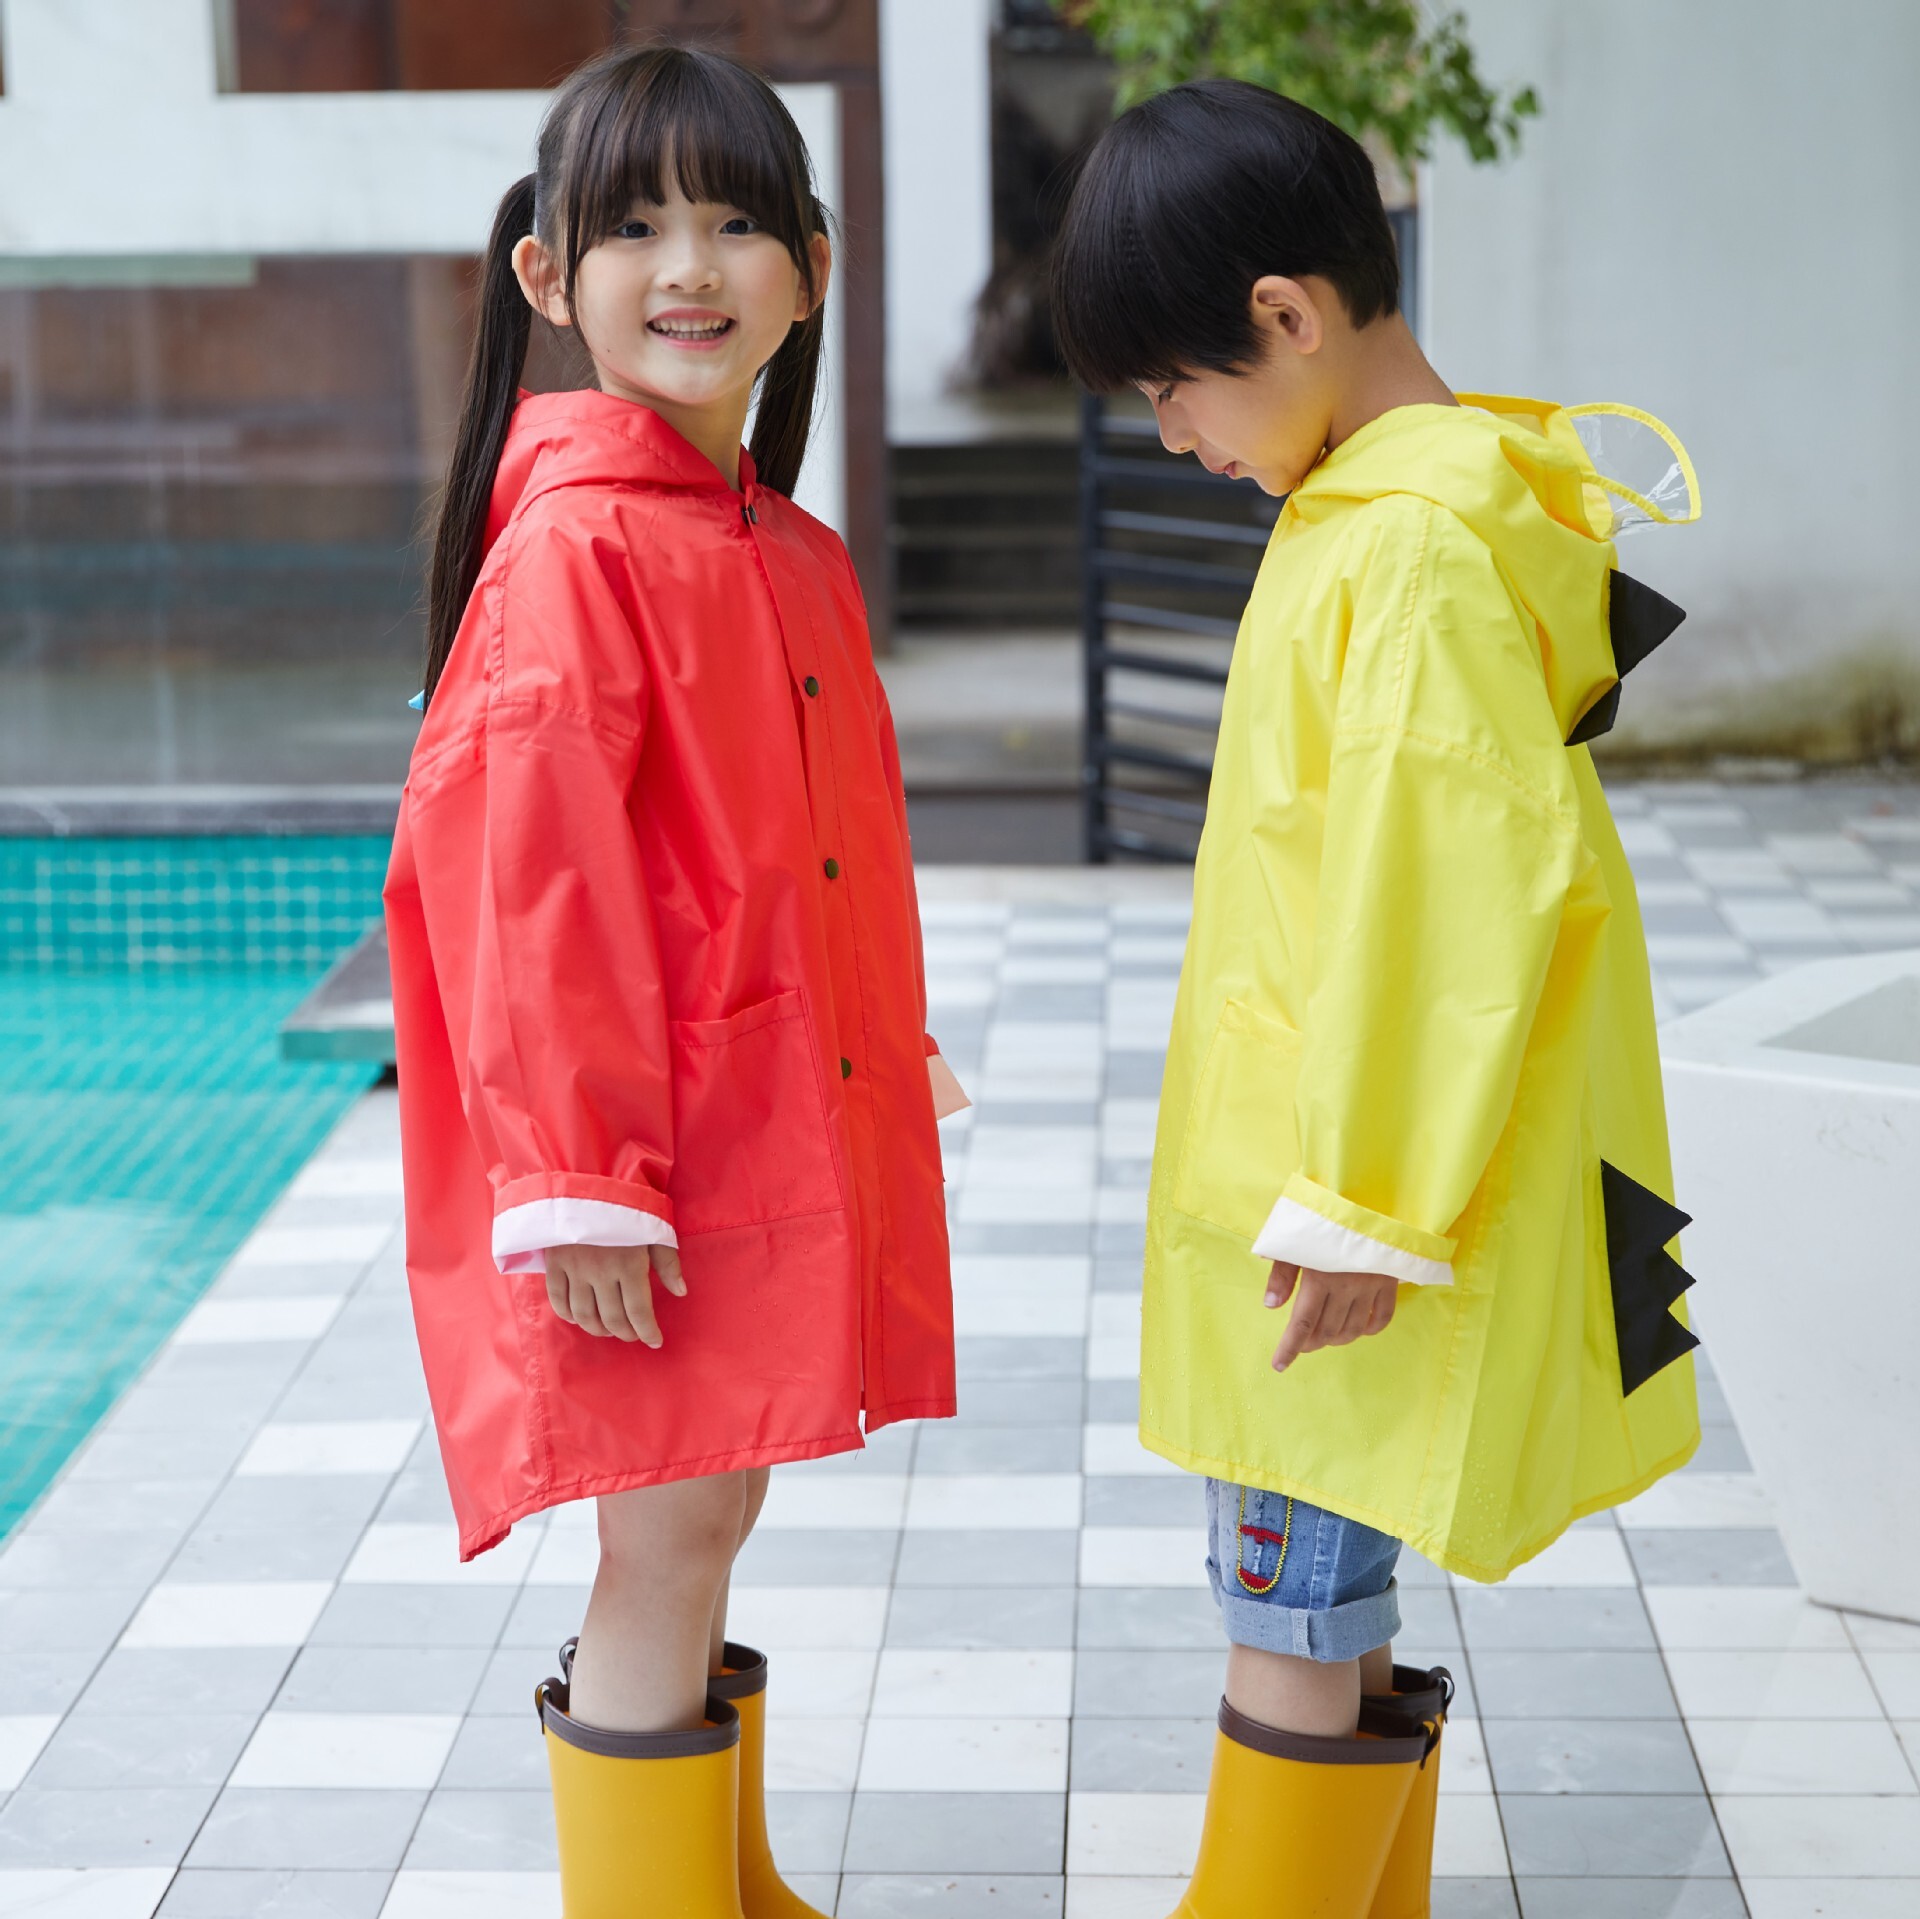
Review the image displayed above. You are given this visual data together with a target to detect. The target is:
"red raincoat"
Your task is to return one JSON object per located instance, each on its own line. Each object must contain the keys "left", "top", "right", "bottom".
{"left": 384, "top": 391, "right": 955, "bottom": 1559}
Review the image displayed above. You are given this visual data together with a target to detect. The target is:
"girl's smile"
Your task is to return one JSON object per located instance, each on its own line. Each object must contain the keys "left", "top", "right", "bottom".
{"left": 648, "top": 307, "right": 738, "bottom": 346}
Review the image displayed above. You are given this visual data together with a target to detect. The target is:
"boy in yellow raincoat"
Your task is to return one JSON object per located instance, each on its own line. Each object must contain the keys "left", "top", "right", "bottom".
{"left": 1053, "top": 80, "right": 1702, "bottom": 1917}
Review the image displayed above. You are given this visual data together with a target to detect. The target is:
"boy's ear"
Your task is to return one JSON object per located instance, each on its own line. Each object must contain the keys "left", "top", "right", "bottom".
{"left": 513, "top": 235, "right": 572, "bottom": 329}
{"left": 1248, "top": 274, "right": 1325, "bottom": 356}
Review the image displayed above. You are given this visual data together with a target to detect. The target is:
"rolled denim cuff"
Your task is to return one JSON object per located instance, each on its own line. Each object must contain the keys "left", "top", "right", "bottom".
{"left": 1208, "top": 1569, "right": 1403, "bottom": 1664}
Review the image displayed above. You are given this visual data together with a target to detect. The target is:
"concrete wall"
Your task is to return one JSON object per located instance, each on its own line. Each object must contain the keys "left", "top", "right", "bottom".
{"left": 1424, "top": 0, "right": 1920, "bottom": 761}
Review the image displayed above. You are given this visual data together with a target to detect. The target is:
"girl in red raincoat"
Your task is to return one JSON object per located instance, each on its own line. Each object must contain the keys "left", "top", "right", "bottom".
{"left": 382, "top": 46, "right": 959, "bottom": 1914}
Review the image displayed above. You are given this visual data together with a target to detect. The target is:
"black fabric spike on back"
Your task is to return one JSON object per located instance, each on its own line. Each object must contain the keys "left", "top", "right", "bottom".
{"left": 1599, "top": 1160, "right": 1702, "bottom": 1395}
{"left": 1567, "top": 571, "right": 1689, "bottom": 747}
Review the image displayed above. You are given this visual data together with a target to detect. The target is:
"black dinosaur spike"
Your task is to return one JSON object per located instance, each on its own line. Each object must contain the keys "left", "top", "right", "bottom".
{"left": 1567, "top": 571, "right": 1689, "bottom": 746}
{"left": 1599, "top": 1160, "right": 1701, "bottom": 1395}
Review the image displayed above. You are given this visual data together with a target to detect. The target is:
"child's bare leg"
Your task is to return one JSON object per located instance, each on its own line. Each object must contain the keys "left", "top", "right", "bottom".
{"left": 707, "top": 1465, "right": 772, "bottom": 1672}
{"left": 1226, "top": 1636, "right": 1398, "bottom": 1737}
{"left": 568, "top": 1471, "right": 752, "bottom": 1733}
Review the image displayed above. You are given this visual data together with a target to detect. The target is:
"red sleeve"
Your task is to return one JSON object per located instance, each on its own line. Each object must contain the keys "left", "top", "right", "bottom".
{"left": 409, "top": 516, "right": 678, "bottom": 1235}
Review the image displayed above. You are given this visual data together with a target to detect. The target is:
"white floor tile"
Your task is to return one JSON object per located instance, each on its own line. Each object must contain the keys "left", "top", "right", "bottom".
{"left": 1665, "top": 1648, "right": 1885, "bottom": 1719}
{"left": 0, "top": 1871, "right": 175, "bottom": 1918}
{"left": 722, "top": 1586, "right": 890, "bottom": 1651}
{"left": 952, "top": 1294, "right": 1089, "bottom": 1337}
{"left": 1065, "top": 1879, "right": 1188, "bottom": 1919}
{"left": 288, "top": 1156, "right": 404, "bottom": 1200}
{"left": 343, "top": 1522, "right": 539, "bottom": 1587}
{"left": 763, "top": 1715, "right": 865, "bottom": 1791}
{"left": 1864, "top": 1651, "right": 1920, "bottom": 1716}
{"left": 1438, "top": 1716, "right": 1492, "bottom": 1795}
{"left": 1717, "top": 899, "right": 1841, "bottom": 943}
{"left": 1743, "top": 1882, "right": 1920, "bottom": 1919}
{"left": 381, "top": 1873, "right": 562, "bottom": 1919}
{"left": 905, "top": 1474, "right": 1082, "bottom": 1530}
{"left": 524, "top": 1526, "right": 599, "bottom": 1586}
{"left": 1646, "top": 1586, "right": 1854, "bottom": 1650}
{"left": 767, "top": 1649, "right": 878, "bottom": 1716}
{"left": 1846, "top": 1613, "right": 1920, "bottom": 1651}
{"left": 0, "top": 1716, "right": 59, "bottom": 1790}
{"left": 1067, "top": 1792, "right": 1202, "bottom": 1875}
{"left": 1001, "top": 956, "right": 1108, "bottom": 984}
{"left": 173, "top": 1294, "right": 342, "bottom": 1345}
{"left": 232, "top": 1710, "right": 460, "bottom": 1788}
{"left": 1644, "top": 934, "right": 1752, "bottom": 966}
{"left": 1620, "top": 1471, "right": 1774, "bottom": 1528}
{"left": 1691, "top": 1718, "right": 1918, "bottom": 1794}
{"left": 873, "top": 1649, "right": 1075, "bottom": 1717}
{"left": 957, "top": 1187, "right": 1098, "bottom": 1225}
{"left": 1476, "top": 1527, "right": 1635, "bottom": 1588}
{"left": 1083, "top": 1424, "right": 1184, "bottom": 1477}
{"left": 1080, "top": 1527, "right": 1208, "bottom": 1588}
{"left": 1087, "top": 1338, "right": 1142, "bottom": 1381}
{"left": 857, "top": 1715, "right": 1067, "bottom": 1791}
{"left": 233, "top": 1222, "right": 392, "bottom": 1267}
{"left": 758, "top": 1474, "right": 908, "bottom": 1531}
{"left": 951, "top": 1255, "right": 1093, "bottom": 1293}
{"left": 1716, "top": 1796, "right": 1920, "bottom": 1876}
{"left": 1432, "top": 1791, "right": 1511, "bottom": 1876}
{"left": 120, "top": 1579, "right": 333, "bottom": 1648}
{"left": 236, "top": 1418, "right": 422, "bottom": 1477}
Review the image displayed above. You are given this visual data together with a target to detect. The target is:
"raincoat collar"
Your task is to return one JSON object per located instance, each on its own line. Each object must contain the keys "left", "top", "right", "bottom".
{"left": 1289, "top": 396, "right": 1620, "bottom": 744}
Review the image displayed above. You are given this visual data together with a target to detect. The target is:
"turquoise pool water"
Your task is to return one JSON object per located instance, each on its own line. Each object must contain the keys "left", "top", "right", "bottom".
{"left": 0, "top": 837, "right": 389, "bottom": 1536}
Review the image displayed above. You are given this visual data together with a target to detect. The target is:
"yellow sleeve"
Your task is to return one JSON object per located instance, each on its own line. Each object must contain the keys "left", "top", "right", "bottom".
{"left": 1252, "top": 502, "right": 1594, "bottom": 1284}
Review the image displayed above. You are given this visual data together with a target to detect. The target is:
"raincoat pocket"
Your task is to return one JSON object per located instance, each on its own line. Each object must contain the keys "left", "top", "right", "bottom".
{"left": 1171, "top": 998, "right": 1305, "bottom": 1242}
{"left": 668, "top": 989, "right": 844, "bottom": 1237}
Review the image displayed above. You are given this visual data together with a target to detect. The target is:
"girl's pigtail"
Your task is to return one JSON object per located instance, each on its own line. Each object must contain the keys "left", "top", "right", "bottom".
{"left": 749, "top": 280, "right": 824, "bottom": 499}
{"left": 423, "top": 173, "right": 538, "bottom": 703}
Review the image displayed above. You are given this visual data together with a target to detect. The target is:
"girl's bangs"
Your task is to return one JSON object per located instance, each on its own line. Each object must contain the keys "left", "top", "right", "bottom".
{"left": 561, "top": 53, "right": 813, "bottom": 272}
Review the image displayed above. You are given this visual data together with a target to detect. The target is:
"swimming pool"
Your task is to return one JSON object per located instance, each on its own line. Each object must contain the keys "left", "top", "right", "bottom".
{"left": 0, "top": 836, "right": 389, "bottom": 1536}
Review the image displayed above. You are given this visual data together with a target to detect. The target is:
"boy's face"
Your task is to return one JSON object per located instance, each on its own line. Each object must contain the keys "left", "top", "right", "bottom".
{"left": 1137, "top": 274, "right": 1341, "bottom": 497}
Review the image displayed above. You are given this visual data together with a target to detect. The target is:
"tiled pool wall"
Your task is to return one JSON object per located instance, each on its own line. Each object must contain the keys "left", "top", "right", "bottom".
{"left": 0, "top": 835, "right": 392, "bottom": 1537}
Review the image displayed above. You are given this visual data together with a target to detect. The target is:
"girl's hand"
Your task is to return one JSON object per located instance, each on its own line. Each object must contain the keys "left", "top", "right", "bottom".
{"left": 1264, "top": 1261, "right": 1398, "bottom": 1373}
{"left": 545, "top": 1243, "right": 687, "bottom": 1346}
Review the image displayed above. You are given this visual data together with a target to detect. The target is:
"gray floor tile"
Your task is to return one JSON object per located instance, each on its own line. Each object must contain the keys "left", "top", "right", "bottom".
{"left": 501, "top": 1584, "right": 592, "bottom": 1651}
{"left": 307, "top": 1583, "right": 514, "bottom": 1649}
{"left": 29, "top": 1477, "right": 218, "bottom": 1536}
{"left": 1104, "top": 1053, "right": 1167, "bottom": 1096}
{"left": 1070, "top": 1716, "right": 1213, "bottom": 1790}
{"left": 0, "top": 1785, "right": 219, "bottom": 1866}
{"left": 71, "top": 1426, "right": 252, "bottom": 1482}
{"left": 188, "top": 1787, "right": 427, "bottom": 1870}
{"left": 0, "top": 1528, "right": 185, "bottom": 1590}
{"left": 1434, "top": 1883, "right": 1522, "bottom": 1919}
{"left": 894, "top": 1531, "right": 1078, "bottom": 1588}
{"left": 1394, "top": 1585, "right": 1465, "bottom": 1647}
{"left": 1457, "top": 1589, "right": 1656, "bottom": 1652}
{"left": 998, "top": 986, "right": 1107, "bottom": 1020}
{"left": 886, "top": 1586, "right": 1077, "bottom": 1649}
{"left": 765, "top": 1792, "right": 852, "bottom": 1874}
{"left": 277, "top": 1645, "right": 490, "bottom": 1715}
{"left": 955, "top": 1338, "right": 1087, "bottom": 1381}
{"left": 839, "top": 1875, "right": 1064, "bottom": 1916}
{"left": 842, "top": 1791, "right": 1065, "bottom": 1874}
{"left": 372, "top": 1475, "right": 456, "bottom": 1525}
{"left": 1076, "top": 1587, "right": 1220, "bottom": 1648}
{"left": 197, "top": 1477, "right": 391, "bottom": 1538}
{"left": 75, "top": 1648, "right": 296, "bottom": 1718}
{"left": 28, "top": 1711, "right": 256, "bottom": 1790}
{"left": 949, "top": 1226, "right": 1090, "bottom": 1257}
{"left": 1472, "top": 1651, "right": 1679, "bottom": 1720}
{"left": 1501, "top": 1795, "right": 1731, "bottom": 1878}
{"left": 168, "top": 1522, "right": 362, "bottom": 1584}
{"left": 469, "top": 1648, "right": 563, "bottom": 1718}
{"left": 734, "top": 1529, "right": 902, "bottom": 1586}
{"left": 0, "top": 1587, "right": 144, "bottom": 1655}
{"left": 437, "top": 1714, "right": 548, "bottom": 1791}
{"left": 0, "top": 1652, "right": 90, "bottom": 1715}
{"left": 1483, "top": 1718, "right": 1704, "bottom": 1794}
{"left": 914, "top": 1425, "right": 1083, "bottom": 1475}
{"left": 1084, "top": 1380, "right": 1140, "bottom": 1422}
{"left": 1075, "top": 1649, "right": 1219, "bottom": 1717}
{"left": 157, "top": 1868, "right": 393, "bottom": 1917}
{"left": 1687, "top": 1425, "right": 1751, "bottom": 1473}
{"left": 1083, "top": 1476, "right": 1205, "bottom": 1525}
{"left": 967, "top": 1104, "right": 1098, "bottom": 1129}
{"left": 404, "top": 1788, "right": 556, "bottom": 1870}
{"left": 1514, "top": 1881, "right": 1748, "bottom": 1919}
{"left": 1094, "top": 1223, "right": 1145, "bottom": 1256}
{"left": 1093, "top": 1258, "right": 1143, "bottom": 1292}
{"left": 1622, "top": 1528, "right": 1798, "bottom": 1587}
{"left": 952, "top": 1381, "right": 1084, "bottom": 1426}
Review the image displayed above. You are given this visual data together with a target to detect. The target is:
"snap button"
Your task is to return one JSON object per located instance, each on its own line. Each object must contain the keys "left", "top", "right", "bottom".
{"left": 803, "top": 676, "right": 820, "bottom": 697}
{"left": 839, "top": 1057, "right": 853, "bottom": 1080}
{"left": 824, "top": 858, "right": 840, "bottom": 879}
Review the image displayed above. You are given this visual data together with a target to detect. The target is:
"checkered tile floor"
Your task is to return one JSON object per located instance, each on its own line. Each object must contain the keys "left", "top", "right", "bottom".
{"left": 3, "top": 779, "right": 1920, "bottom": 1919}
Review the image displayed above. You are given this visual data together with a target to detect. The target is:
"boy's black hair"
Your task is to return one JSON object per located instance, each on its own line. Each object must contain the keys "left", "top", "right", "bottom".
{"left": 1051, "top": 79, "right": 1400, "bottom": 394}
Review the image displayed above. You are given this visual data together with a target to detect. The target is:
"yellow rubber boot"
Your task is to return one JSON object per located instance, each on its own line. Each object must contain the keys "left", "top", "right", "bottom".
{"left": 711, "top": 1643, "right": 830, "bottom": 1919}
{"left": 1172, "top": 1698, "right": 1437, "bottom": 1919}
{"left": 537, "top": 1648, "right": 746, "bottom": 1919}
{"left": 1359, "top": 1664, "right": 1455, "bottom": 1919}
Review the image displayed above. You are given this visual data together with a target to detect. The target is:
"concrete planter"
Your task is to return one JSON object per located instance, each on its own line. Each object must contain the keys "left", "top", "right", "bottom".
{"left": 1662, "top": 949, "right": 1920, "bottom": 1623}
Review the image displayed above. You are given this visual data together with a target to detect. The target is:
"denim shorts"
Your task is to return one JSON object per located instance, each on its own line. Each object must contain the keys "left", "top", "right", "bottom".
{"left": 1205, "top": 1478, "right": 1403, "bottom": 1662}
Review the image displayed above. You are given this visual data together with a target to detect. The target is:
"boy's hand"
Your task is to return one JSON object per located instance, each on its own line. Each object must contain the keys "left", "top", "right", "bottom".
{"left": 545, "top": 1243, "right": 686, "bottom": 1346}
{"left": 1265, "top": 1261, "right": 1398, "bottom": 1373}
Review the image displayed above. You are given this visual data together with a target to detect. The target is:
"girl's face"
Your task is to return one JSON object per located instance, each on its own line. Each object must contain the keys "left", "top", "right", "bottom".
{"left": 516, "top": 187, "right": 828, "bottom": 463}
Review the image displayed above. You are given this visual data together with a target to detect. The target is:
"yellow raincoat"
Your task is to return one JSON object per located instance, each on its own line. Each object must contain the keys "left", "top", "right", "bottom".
{"left": 1142, "top": 396, "right": 1703, "bottom": 1583}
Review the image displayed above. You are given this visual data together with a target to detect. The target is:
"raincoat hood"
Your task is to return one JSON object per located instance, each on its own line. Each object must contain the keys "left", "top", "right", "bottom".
{"left": 1289, "top": 395, "right": 1697, "bottom": 745}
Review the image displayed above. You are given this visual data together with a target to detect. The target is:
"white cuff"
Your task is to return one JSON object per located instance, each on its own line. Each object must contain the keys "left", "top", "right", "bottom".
{"left": 1250, "top": 1196, "right": 1452, "bottom": 1288}
{"left": 492, "top": 1198, "right": 679, "bottom": 1276}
